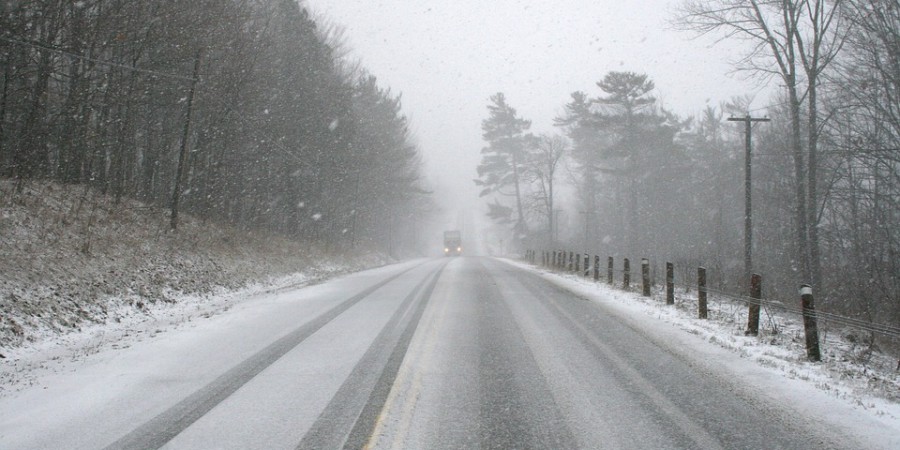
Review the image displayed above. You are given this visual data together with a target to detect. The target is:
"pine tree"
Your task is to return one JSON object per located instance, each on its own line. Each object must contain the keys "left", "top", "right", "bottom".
{"left": 475, "top": 93, "right": 532, "bottom": 240}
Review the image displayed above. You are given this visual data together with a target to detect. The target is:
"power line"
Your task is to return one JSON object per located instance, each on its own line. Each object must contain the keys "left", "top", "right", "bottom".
{"left": 0, "top": 35, "right": 197, "bottom": 82}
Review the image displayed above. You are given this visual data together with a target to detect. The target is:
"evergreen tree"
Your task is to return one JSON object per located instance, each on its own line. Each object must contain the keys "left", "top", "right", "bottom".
{"left": 475, "top": 93, "right": 532, "bottom": 242}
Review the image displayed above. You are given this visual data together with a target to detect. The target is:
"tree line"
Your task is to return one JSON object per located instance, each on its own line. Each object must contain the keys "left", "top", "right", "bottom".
{"left": 476, "top": 0, "right": 900, "bottom": 333}
{"left": 0, "top": 0, "right": 429, "bottom": 254}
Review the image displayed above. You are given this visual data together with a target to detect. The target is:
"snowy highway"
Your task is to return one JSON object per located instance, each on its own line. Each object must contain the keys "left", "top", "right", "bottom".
{"left": 0, "top": 257, "right": 878, "bottom": 449}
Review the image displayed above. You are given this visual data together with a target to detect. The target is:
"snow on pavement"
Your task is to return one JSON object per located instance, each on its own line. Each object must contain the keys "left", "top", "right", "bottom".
{"left": 504, "top": 258, "right": 900, "bottom": 450}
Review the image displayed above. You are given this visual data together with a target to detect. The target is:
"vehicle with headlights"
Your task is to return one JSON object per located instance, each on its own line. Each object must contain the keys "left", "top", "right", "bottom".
{"left": 443, "top": 230, "right": 462, "bottom": 256}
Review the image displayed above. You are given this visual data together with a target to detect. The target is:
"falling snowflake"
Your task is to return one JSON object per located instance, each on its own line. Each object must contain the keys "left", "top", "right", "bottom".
{"left": 312, "top": 213, "right": 322, "bottom": 221}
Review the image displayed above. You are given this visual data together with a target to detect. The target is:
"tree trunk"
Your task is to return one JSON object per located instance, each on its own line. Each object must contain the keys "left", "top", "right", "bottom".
{"left": 789, "top": 84, "right": 810, "bottom": 283}
{"left": 807, "top": 77, "right": 823, "bottom": 294}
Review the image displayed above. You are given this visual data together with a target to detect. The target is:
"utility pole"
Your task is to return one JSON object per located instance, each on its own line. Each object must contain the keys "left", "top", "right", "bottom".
{"left": 553, "top": 209, "right": 563, "bottom": 246}
{"left": 728, "top": 115, "right": 770, "bottom": 293}
{"left": 579, "top": 210, "right": 592, "bottom": 251}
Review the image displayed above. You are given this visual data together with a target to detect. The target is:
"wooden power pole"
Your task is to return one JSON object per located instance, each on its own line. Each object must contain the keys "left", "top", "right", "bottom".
{"left": 727, "top": 115, "right": 770, "bottom": 293}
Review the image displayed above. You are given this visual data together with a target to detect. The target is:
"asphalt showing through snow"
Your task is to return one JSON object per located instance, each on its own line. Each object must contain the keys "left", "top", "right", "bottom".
{"left": 1, "top": 256, "right": 866, "bottom": 449}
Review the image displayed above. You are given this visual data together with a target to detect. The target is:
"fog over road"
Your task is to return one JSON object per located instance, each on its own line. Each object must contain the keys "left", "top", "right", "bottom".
{"left": 0, "top": 258, "right": 864, "bottom": 449}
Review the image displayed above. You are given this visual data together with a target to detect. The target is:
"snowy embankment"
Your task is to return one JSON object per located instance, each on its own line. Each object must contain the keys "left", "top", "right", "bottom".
{"left": 506, "top": 258, "right": 900, "bottom": 444}
{"left": 0, "top": 180, "right": 389, "bottom": 391}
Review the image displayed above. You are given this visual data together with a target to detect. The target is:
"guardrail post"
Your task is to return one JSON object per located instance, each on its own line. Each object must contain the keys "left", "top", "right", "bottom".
{"left": 746, "top": 273, "right": 761, "bottom": 336}
{"left": 568, "top": 251, "right": 574, "bottom": 272}
{"left": 575, "top": 253, "right": 581, "bottom": 273}
{"left": 800, "top": 285, "right": 821, "bottom": 362}
{"left": 584, "top": 254, "right": 590, "bottom": 277}
{"left": 607, "top": 257, "right": 614, "bottom": 284}
{"left": 666, "top": 262, "right": 674, "bottom": 305}
{"left": 641, "top": 259, "right": 651, "bottom": 296}
{"left": 698, "top": 267, "right": 708, "bottom": 319}
{"left": 594, "top": 255, "right": 600, "bottom": 281}
{"left": 623, "top": 258, "right": 630, "bottom": 289}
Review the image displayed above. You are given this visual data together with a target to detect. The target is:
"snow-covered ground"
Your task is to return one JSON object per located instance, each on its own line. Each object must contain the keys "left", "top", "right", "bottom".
{"left": 506, "top": 258, "right": 900, "bottom": 446}
{"left": 0, "top": 262, "right": 377, "bottom": 396}
{"left": 0, "top": 179, "right": 391, "bottom": 393}
{"left": 0, "top": 252, "right": 897, "bottom": 447}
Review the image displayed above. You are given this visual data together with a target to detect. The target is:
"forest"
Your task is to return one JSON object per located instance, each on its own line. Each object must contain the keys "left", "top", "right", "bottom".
{"left": 475, "top": 0, "right": 900, "bottom": 336}
{"left": 0, "top": 0, "right": 430, "bottom": 255}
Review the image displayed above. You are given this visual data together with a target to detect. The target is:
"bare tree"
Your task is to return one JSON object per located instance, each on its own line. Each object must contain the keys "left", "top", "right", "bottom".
{"left": 675, "top": 0, "right": 846, "bottom": 292}
{"left": 526, "top": 134, "right": 568, "bottom": 247}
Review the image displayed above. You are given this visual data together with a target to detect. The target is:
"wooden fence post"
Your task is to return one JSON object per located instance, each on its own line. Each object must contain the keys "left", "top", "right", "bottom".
{"left": 594, "top": 255, "right": 600, "bottom": 281}
{"left": 607, "top": 257, "right": 613, "bottom": 284}
{"left": 746, "top": 274, "right": 761, "bottom": 336}
{"left": 584, "top": 254, "right": 590, "bottom": 277}
{"left": 641, "top": 259, "right": 651, "bottom": 296}
{"left": 800, "top": 285, "right": 822, "bottom": 362}
{"left": 666, "top": 262, "right": 674, "bottom": 305}
{"left": 575, "top": 253, "right": 581, "bottom": 273}
{"left": 568, "top": 251, "right": 574, "bottom": 272}
{"left": 623, "top": 258, "right": 630, "bottom": 289}
{"left": 698, "top": 267, "right": 708, "bottom": 319}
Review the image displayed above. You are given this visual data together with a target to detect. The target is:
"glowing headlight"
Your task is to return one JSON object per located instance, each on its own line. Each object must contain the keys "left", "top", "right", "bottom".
{"left": 457, "top": 247, "right": 461, "bottom": 252}
{"left": 444, "top": 247, "right": 449, "bottom": 252}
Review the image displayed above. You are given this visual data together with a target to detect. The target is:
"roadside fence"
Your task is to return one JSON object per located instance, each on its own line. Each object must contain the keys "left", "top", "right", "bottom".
{"left": 527, "top": 249, "right": 900, "bottom": 363}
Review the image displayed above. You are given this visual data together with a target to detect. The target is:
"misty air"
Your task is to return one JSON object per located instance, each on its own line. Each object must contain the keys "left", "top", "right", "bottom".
{"left": 1, "top": 1, "right": 898, "bottom": 448}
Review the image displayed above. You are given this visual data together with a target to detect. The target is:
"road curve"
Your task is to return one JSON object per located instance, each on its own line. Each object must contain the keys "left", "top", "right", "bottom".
{"left": 0, "top": 257, "right": 865, "bottom": 449}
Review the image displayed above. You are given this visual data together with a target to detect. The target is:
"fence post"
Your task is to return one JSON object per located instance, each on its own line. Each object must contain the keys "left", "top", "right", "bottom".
{"left": 575, "top": 253, "right": 581, "bottom": 273}
{"left": 623, "top": 258, "right": 630, "bottom": 289}
{"left": 746, "top": 273, "right": 761, "bottom": 336}
{"left": 607, "top": 257, "right": 614, "bottom": 284}
{"left": 666, "top": 262, "right": 674, "bottom": 305}
{"left": 584, "top": 254, "right": 590, "bottom": 277}
{"left": 641, "top": 259, "right": 651, "bottom": 296}
{"left": 594, "top": 255, "right": 600, "bottom": 281}
{"left": 800, "top": 285, "right": 822, "bottom": 362}
{"left": 698, "top": 267, "right": 708, "bottom": 319}
{"left": 568, "top": 251, "right": 574, "bottom": 272}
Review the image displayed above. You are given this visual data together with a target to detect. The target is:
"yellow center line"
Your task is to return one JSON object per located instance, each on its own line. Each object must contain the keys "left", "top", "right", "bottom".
{"left": 390, "top": 293, "right": 447, "bottom": 449}
{"left": 364, "top": 283, "right": 448, "bottom": 449}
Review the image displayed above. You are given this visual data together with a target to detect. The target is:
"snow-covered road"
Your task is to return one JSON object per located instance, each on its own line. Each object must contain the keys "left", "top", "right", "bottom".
{"left": 0, "top": 257, "right": 894, "bottom": 449}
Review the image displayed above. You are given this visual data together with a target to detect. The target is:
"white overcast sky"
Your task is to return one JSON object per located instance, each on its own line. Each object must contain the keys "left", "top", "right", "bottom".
{"left": 304, "top": 0, "right": 773, "bottom": 223}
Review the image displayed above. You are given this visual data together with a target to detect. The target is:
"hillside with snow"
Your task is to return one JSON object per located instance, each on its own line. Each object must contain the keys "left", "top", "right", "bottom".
{"left": 0, "top": 179, "right": 388, "bottom": 362}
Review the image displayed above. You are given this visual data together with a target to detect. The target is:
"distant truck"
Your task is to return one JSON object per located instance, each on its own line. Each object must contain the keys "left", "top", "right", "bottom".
{"left": 443, "top": 230, "right": 462, "bottom": 256}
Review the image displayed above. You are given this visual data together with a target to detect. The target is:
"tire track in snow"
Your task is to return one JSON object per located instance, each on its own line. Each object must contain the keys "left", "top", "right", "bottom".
{"left": 104, "top": 263, "right": 422, "bottom": 450}
{"left": 296, "top": 260, "right": 447, "bottom": 450}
